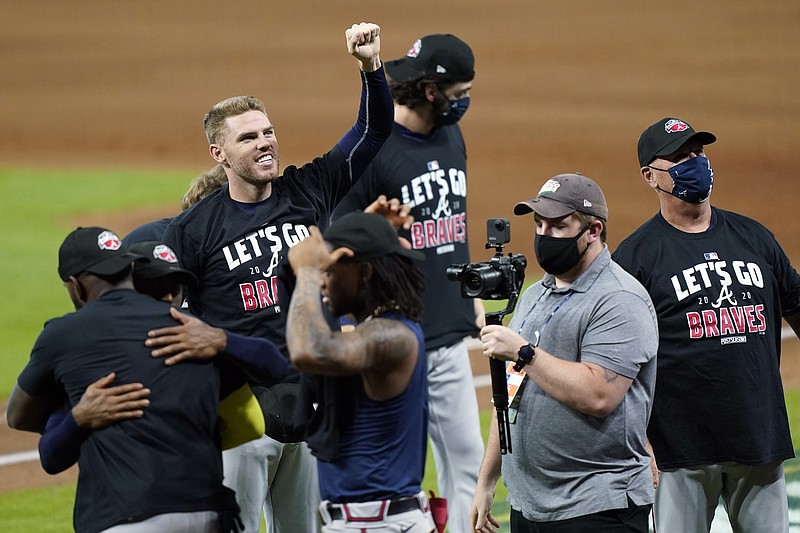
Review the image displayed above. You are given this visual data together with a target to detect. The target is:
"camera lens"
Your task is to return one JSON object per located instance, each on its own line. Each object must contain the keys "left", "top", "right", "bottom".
{"left": 463, "top": 266, "right": 502, "bottom": 298}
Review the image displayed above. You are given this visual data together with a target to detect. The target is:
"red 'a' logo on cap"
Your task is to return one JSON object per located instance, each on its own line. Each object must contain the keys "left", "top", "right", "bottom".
{"left": 97, "top": 231, "right": 121, "bottom": 251}
{"left": 152, "top": 244, "right": 178, "bottom": 264}
{"left": 664, "top": 119, "right": 689, "bottom": 133}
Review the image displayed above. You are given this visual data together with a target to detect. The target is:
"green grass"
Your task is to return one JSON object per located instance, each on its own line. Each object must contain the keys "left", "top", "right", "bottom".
{"left": 0, "top": 166, "right": 192, "bottom": 397}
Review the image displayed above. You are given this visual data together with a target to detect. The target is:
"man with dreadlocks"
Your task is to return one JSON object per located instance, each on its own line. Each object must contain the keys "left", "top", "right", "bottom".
{"left": 286, "top": 211, "right": 436, "bottom": 533}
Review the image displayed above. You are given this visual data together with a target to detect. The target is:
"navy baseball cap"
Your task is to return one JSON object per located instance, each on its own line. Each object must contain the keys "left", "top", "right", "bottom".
{"left": 325, "top": 212, "right": 425, "bottom": 262}
{"left": 514, "top": 173, "right": 608, "bottom": 221}
{"left": 128, "top": 240, "right": 198, "bottom": 286}
{"left": 385, "top": 34, "right": 475, "bottom": 83}
{"left": 638, "top": 117, "right": 716, "bottom": 167}
{"left": 58, "top": 227, "right": 146, "bottom": 281}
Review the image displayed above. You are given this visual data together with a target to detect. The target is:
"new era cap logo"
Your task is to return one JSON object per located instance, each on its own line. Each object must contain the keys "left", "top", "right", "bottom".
{"left": 583, "top": 199, "right": 593, "bottom": 208}
{"left": 97, "top": 231, "right": 121, "bottom": 251}
{"left": 664, "top": 119, "right": 690, "bottom": 134}
{"left": 436, "top": 65, "right": 447, "bottom": 74}
{"left": 152, "top": 244, "right": 178, "bottom": 264}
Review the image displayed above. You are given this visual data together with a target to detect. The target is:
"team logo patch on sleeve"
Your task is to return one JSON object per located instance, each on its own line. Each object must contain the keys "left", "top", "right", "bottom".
{"left": 97, "top": 231, "right": 122, "bottom": 251}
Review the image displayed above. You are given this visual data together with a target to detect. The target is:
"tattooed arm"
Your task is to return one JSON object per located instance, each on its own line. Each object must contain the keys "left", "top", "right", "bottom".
{"left": 286, "top": 227, "right": 419, "bottom": 400}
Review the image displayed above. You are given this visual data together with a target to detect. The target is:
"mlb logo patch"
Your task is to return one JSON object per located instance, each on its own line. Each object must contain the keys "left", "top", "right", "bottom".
{"left": 152, "top": 244, "right": 178, "bottom": 263}
{"left": 96, "top": 231, "right": 122, "bottom": 251}
{"left": 427, "top": 160, "right": 440, "bottom": 171}
{"left": 704, "top": 252, "right": 719, "bottom": 260}
{"left": 664, "top": 119, "right": 690, "bottom": 134}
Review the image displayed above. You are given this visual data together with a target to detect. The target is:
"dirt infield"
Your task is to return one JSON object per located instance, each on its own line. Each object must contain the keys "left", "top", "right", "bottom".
{"left": 2, "top": 0, "right": 800, "bottom": 494}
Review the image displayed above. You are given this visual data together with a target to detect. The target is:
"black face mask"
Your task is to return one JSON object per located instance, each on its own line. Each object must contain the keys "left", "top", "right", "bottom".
{"left": 534, "top": 227, "right": 589, "bottom": 275}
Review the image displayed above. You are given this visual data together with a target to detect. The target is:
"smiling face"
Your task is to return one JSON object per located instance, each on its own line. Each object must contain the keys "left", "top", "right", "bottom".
{"left": 210, "top": 109, "right": 281, "bottom": 193}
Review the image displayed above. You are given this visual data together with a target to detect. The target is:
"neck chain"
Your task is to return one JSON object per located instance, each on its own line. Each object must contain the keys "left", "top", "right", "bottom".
{"left": 364, "top": 300, "right": 401, "bottom": 322}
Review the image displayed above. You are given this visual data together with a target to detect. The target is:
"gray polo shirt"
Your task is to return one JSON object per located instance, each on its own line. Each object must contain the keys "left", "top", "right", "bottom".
{"left": 503, "top": 246, "right": 658, "bottom": 522}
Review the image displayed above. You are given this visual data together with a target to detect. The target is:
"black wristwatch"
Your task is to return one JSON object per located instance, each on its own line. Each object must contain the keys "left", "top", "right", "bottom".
{"left": 513, "top": 343, "right": 535, "bottom": 372}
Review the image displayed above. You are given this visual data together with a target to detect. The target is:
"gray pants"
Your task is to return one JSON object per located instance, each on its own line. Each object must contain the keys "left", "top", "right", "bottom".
{"left": 654, "top": 461, "right": 788, "bottom": 533}
{"left": 100, "top": 511, "right": 218, "bottom": 532}
{"left": 427, "top": 340, "right": 485, "bottom": 533}
{"left": 222, "top": 435, "right": 319, "bottom": 533}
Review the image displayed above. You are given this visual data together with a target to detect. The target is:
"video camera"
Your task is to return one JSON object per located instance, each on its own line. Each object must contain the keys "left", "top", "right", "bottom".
{"left": 446, "top": 218, "right": 527, "bottom": 301}
{"left": 447, "top": 218, "right": 527, "bottom": 455}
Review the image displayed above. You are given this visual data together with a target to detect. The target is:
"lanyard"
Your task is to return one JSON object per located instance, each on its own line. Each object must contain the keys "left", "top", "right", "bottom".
{"left": 517, "top": 288, "right": 575, "bottom": 340}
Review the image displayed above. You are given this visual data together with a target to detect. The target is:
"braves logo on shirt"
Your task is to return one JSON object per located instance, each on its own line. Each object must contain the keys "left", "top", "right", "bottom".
{"left": 670, "top": 254, "right": 767, "bottom": 341}
{"left": 401, "top": 161, "right": 468, "bottom": 253}
{"left": 220, "top": 222, "right": 311, "bottom": 312}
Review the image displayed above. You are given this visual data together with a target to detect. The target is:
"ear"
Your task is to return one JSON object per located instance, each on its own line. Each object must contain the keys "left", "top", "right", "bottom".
{"left": 359, "top": 262, "right": 374, "bottom": 285}
{"left": 209, "top": 144, "right": 226, "bottom": 164}
{"left": 641, "top": 166, "right": 658, "bottom": 189}
{"left": 587, "top": 219, "right": 603, "bottom": 242}
{"left": 66, "top": 276, "right": 88, "bottom": 310}
{"left": 424, "top": 82, "right": 439, "bottom": 103}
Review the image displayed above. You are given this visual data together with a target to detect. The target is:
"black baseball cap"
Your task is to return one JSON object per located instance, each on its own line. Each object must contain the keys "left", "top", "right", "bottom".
{"left": 128, "top": 241, "right": 198, "bottom": 286}
{"left": 638, "top": 117, "right": 716, "bottom": 167}
{"left": 385, "top": 34, "right": 475, "bottom": 83}
{"left": 514, "top": 173, "right": 609, "bottom": 221}
{"left": 58, "top": 226, "right": 146, "bottom": 281}
{"left": 325, "top": 212, "right": 425, "bottom": 262}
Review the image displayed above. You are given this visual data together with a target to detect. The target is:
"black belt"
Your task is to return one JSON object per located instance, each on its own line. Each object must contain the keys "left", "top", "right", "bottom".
{"left": 327, "top": 496, "right": 422, "bottom": 521}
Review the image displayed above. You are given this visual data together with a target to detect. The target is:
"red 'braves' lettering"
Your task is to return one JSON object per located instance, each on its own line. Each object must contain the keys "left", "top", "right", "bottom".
{"left": 410, "top": 213, "right": 467, "bottom": 249}
{"left": 239, "top": 277, "right": 280, "bottom": 311}
{"left": 686, "top": 304, "right": 766, "bottom": 339}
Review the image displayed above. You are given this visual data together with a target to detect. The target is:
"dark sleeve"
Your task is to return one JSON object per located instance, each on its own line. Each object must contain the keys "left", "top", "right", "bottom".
{"left": 223, "top": 331, "right": 292, "bottom": 385}
{"left": 330, "top": 165, "right": 381, "bottom": 221}
{"left": 38, "top": 410, "right": 90, "bottom": 475}
{"left": 336, "top": 66, "right": 394, "bottom": 182}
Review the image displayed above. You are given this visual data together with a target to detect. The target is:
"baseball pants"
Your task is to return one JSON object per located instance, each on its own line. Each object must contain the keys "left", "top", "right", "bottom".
{"left": 100, "top": 511, "right": 218, "bottom": 532}
{"left": 222, "top": 435, "right": 319, "bottom": 533}
{"left": 319, "top": 491, "right": 436, "bottom": 532}
{"left": 426, "top": 340, "right": 485, "bottom": 533}
{"left": 654, "top": 461, "right": 788, "bottom": 533}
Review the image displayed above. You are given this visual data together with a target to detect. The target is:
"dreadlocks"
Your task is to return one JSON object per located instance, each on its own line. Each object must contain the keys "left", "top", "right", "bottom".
{"left": 363, "top": 254, "right": 425, "bottom": 322}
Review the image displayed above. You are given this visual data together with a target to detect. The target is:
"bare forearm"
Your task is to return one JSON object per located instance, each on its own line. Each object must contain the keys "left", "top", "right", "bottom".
{"left": 286, "top": 268, "right": 335, "bottom": 369}
{"left": 526, "top": 351, "right": 630, "bottom": 418}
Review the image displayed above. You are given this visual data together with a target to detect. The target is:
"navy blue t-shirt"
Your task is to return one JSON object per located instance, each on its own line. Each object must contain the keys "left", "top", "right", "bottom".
{"left": 19, "top": 289, "right": 228, "bottom": 533}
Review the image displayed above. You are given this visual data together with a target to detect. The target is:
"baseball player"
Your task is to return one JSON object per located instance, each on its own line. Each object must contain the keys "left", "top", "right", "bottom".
{"left": 157, "top": 22, "right": 393, "bottom": 533}
{"left": 286, "top": 212, "right": 435, "bottom": 533}
{"left": 613, "top": 117, "right": 800, "bottom": 532}
{"left": 332, "top": 34, "right": 484, "bottom": 533}
{"left": 6, "top": 227, "right": 241, "bottom": 532}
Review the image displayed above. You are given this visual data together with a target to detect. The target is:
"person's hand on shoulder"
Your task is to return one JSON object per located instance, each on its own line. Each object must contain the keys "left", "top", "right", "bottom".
{"left": 146, "top": 307, "right": 228, "bottom": 365}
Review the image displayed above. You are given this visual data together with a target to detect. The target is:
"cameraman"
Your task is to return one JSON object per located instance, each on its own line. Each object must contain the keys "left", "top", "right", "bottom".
{"left": 471, "top": 173, "right": 659, "bottom": 533}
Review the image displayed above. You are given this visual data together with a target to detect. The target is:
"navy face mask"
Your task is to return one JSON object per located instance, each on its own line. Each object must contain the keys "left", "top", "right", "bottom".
{"left": 658, "top": 156, "right": 714, "bottom": 204}
{"left": 435, "top": 97, "right": 470, "bottom": 127}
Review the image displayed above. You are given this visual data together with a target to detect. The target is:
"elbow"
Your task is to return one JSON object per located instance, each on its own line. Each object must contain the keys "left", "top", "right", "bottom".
{"left": 289, "top": 349, "right": 316, "bottom": 373}
{"left": 579, "top": 396, "right": 620, "bottom": 419}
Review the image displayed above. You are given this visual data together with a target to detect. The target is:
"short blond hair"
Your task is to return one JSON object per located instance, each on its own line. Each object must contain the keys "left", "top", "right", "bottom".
{"left": 203, "top": 96, "right": 268, "bottom": 145}
{"left": 181, "top": 164, "right": 228, "bottom": 211}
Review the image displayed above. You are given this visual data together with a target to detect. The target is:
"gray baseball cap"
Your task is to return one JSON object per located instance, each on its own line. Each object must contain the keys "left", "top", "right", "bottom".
{"left": 514, "top": 173, "right": 608, "bottom": 221}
